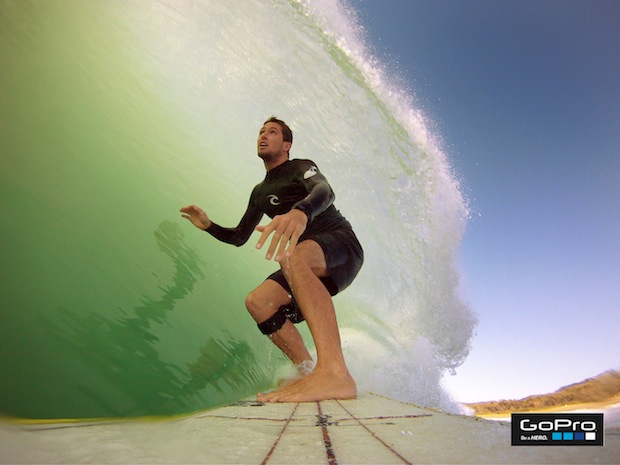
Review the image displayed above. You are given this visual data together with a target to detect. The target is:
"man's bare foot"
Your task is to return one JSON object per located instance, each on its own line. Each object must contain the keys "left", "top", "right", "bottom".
{"left": 258, "top": 366, "right": 357, "bottom": 403}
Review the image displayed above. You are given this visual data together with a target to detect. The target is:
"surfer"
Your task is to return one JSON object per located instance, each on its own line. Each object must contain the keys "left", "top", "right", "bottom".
{"left": 180, "top": 117, "right": 363, "bottom": 402}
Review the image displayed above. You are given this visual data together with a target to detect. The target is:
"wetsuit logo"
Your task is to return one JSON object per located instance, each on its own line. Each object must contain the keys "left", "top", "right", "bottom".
{"left": 303, "top": 166, "right": 318, "bottom": 179}
{"left": 267, "top": 194, "right": 281, "bottom": 206}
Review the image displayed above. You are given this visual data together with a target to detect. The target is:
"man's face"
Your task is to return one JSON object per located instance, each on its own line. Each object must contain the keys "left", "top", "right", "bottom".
{"left": 257, "top": 122, "right": 290, "bottom": 161}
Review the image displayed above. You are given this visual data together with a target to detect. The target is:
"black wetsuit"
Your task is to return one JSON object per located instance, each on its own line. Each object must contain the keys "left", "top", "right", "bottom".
{"left": 206, "top": 158, "right": 363, "bottom": 296}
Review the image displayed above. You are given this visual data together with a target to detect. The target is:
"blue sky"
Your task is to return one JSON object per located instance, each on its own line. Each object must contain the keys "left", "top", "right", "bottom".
{"left": 350, "top": 0, "right": 620, "bottom": 402}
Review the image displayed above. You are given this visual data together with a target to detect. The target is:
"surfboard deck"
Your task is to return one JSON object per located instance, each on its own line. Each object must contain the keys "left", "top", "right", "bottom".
{"left": 1, "top": 392, "right": 618, "bottom": 464}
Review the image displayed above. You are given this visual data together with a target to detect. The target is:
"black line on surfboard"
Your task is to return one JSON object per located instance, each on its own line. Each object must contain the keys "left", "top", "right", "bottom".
{"left": 336, "top": 400, "right": 413, "bottom": 465}
{"left": 260, "top": 402, "right": 299, "bottom": 465}
{"left": 317, "top": 402, "right": 338, "bottom": 465}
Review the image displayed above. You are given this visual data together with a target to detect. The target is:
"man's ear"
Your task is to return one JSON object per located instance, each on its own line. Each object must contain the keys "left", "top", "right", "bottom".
{"left": 283, "top": 141, "right": 292, "bottom": 153}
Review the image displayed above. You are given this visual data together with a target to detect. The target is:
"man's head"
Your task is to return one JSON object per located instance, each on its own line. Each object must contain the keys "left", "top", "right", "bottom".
{"left": 265, "top": 116, "right": 293, "bottom": 145}
{"left": 257, "top": 116, "right": 293, "bottom": 166}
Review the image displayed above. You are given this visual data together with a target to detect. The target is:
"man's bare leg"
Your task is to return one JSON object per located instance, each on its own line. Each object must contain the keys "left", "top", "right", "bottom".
{"left": 245, "top": 280, "right": 313, "bottom": 367}
{"left": 257, "top": 241, "right": 357, "bottom": 403}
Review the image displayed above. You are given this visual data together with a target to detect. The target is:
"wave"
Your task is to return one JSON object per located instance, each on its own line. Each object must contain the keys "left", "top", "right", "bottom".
{"left": 0, "top": 0, "right": 475, "bottom": 418}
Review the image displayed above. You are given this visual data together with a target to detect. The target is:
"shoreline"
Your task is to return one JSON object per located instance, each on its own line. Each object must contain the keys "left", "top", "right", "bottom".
{"left": 474, "top": 398, "right": 620, "bottom": 420}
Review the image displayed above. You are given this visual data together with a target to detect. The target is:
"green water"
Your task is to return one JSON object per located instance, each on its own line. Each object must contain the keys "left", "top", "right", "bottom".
{"left": 1, "top": 0, "right": 475, "bottom": 418}
{"left": 0, "top": 1, "right": 279, "bottom": 419}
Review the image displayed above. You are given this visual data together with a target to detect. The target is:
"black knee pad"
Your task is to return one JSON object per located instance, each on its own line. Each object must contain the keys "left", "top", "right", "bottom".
{"left": 257, "top": 303, "right": 305, "bottom": 335}
{"left": 282, "top": 302, "right": 304, "bottom": 324}
{"left": 257, "top": 307, "right": 288, "bottom": 335}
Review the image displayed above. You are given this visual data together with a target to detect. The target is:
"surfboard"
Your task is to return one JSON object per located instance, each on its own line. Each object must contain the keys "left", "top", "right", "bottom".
{"left": 1, "top": 392, "right": 618, "bottom": 464}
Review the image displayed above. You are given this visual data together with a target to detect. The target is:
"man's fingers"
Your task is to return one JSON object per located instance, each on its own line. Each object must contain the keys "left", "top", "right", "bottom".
{"left": 180, "top": 206, "right": 194, "bottom": 221}
{"left": 180, "top": 205, "right": 196, "bottom": 214}
{"left": 255, "top": 223, "right": 274, "bottom": 250}
{"left": 180, "top": 205, "right": 199, "bottom": 219}
{"left": 255, "top": 213, "right": 307, "bottom": 261}
{"left": 180, "top": 205, "right": 211, "bottom": 230}
{"left": 268, "top": 236, "right": 284, "bottom": 261}
{"left": 258, "top": 224, "right": 290, "bottom": 260}
{"left": 276, "top": 222, "right": 301, "bottom": 260}
{"left": 274, "top": 234, "right": 290, "bottom": 262}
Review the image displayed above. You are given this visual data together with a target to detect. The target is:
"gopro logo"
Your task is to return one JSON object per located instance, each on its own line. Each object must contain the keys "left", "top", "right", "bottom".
{"left": 512, "top": 413, "right": 603, "bottom": 446}
{"left": 520, "top": 418, "right": 598, "bottom": 432}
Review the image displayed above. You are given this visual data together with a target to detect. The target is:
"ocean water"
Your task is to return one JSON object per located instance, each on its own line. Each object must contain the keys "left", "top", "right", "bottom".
{"left": 0, "top": 0, "right": 476, "bottom": 419}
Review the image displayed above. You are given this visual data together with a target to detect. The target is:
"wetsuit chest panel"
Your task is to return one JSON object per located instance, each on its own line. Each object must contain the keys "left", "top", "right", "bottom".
{"left": 250, "top": 159, "right": 351, "bottom": 239}
{"left": 253, "top": 160, "right": 311, "bottom": 218}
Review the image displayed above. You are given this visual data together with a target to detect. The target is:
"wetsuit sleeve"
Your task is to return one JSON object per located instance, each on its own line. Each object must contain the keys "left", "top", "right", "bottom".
{"left": 205, "top": 191, "right": 263, "bottom": 247}
{"left": 292, "top": 162, "right": 335, "bottom": 223}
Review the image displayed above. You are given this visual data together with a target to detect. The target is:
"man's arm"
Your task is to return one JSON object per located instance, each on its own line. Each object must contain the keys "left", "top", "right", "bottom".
{"left": 290, "top": 161, "right": 335, "bottom": 222}
{"left": 180, "top": 198, "right": 263, "bottom": 247}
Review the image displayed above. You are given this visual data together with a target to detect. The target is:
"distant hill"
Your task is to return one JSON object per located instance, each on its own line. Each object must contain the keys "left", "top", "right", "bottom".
{"left": 466, "top": 369, "right": 620, "bottom": 415}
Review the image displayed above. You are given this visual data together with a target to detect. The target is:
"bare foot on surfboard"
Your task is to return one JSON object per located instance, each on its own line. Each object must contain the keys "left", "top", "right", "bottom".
{"left": 258, "top": 365, "right": 357, "bottom": 403}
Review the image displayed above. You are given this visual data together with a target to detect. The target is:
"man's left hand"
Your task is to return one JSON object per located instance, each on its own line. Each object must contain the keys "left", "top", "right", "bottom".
{"left": 255, "top": 209, "right": 308, "bottom": 261}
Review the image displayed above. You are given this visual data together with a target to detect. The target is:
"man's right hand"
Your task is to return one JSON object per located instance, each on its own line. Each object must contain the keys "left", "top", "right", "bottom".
{"left": 180, "top": 205, "right": 212, "bottom": 230}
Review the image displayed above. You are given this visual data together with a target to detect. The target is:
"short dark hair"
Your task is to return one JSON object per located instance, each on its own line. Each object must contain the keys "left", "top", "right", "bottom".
{"left": 264, "top": 116, "right": 293, "bottom": 144}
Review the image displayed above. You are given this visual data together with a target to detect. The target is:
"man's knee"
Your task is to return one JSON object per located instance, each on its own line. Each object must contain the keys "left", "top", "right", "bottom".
{"left": 245, "top": 290, "right": 269, "bottom": 322}
{"left": 246, "top": 285, "right": 301, "bottom": 335}
{"left": 245, "top": 280, "right": 291, "bottom": 323}
{"left": 244, "top": 290, "right": 258, "bottom": 313}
